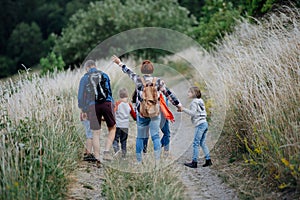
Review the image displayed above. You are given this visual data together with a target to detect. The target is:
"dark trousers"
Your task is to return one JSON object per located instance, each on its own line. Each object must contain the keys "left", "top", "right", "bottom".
{"left": 113, "top": 127, "right": 128, "bottom": 156}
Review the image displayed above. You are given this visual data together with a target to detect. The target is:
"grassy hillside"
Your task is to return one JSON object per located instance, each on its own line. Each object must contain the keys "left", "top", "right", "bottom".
{"left": 0, "top": 6, "right": 299, "bottom": 200}
{"left": 213, "top": 7, "right": 300, "bottom": 199}
{"left": 0, "top": 69, "right": 83, "bottom": 199}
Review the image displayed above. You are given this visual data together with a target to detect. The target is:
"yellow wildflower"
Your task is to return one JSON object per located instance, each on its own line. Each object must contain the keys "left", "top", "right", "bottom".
{"left": 274, "top": 174, "right": 280, "bottom": 180}
{"left": 281, "top": 158, "right": 289, "bottom": 167}
{"left": 254, "top": 147, "right": 262, "bottom": 154}
{"left": 278, "top": 183, "right": 287, "bottom": 189}
{"left": 250, "top": 159, "right": 257, "bottom": 165}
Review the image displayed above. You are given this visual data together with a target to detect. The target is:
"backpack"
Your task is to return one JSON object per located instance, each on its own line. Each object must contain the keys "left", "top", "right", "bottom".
{"left": 139, "top": 77, "right": 160, "bottom": 118}
{"left": 86, "top": 70, "right": 108, "bottom": 103}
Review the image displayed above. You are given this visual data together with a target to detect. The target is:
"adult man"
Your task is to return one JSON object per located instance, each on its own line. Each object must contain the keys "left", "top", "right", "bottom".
{"left": 78, "top": 60, "right": 116, "bottom": 167}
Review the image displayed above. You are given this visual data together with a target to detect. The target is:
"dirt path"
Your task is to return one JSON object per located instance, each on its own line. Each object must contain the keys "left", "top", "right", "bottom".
{"left": 177, "top": 148, "right": 238, "bottom": 200}
{"left": 67, "top": 151, "right": 238, "bottom": 200}
{"left": 67, "top": 162, "right": 106, "bottom": 200}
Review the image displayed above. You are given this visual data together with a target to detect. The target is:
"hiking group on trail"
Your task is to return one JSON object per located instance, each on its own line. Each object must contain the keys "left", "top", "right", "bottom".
{"left": 77, "top": 56, "right": 212, "bottom": 168}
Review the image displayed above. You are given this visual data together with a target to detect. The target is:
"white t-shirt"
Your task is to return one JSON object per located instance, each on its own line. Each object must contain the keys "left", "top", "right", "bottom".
{"left": 116, "top": 102, "right": 132, "bottom": 128}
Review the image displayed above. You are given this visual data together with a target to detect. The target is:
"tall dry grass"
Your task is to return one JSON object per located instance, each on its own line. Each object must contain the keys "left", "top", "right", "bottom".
{"left": 0, "top": 69, "right": 84, "bottom": 199}
{"left": 0, "top": 64, "right": 187, "bottom": 199}
{"left": 102, "top": 166, "right": 185, "bottom": 200}
{"left": 213, "top": 6, "right": 300, "bottom": 194}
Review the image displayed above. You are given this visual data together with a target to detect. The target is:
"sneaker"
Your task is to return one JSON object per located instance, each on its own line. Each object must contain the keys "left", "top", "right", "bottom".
{"left": 83, "top": 153, "right": 97, "bottom": 162}
{"left": 184, "top": 161, "right": 197, "bottom": 168}
{"left": 103, "top": 151, "right": 113, "bottom": 161}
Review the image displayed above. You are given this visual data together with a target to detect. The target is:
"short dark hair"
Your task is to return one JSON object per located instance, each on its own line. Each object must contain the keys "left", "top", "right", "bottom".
{"left": 140, "top": 60, "right": 154, "bottom": 74}
{"left": 119, "top": 88, "right": 128, "bottom": 98}
{"left": 189, "top": 86, "right": 201, "bottom": 98}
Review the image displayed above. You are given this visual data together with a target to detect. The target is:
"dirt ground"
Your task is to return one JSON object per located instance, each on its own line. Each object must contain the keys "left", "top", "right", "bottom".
{"left": 66, "top": 146, "right": 239, "bottom": 200}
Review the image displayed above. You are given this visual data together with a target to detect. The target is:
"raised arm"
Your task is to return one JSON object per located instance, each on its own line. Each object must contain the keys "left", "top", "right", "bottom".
{"left": 112, "top": 55, "right": 139, "bottom": 83}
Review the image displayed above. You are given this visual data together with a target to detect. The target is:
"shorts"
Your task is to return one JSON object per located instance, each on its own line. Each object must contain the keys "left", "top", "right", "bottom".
{"left": 88, "top": 102, "right": 116, "bottom": 130}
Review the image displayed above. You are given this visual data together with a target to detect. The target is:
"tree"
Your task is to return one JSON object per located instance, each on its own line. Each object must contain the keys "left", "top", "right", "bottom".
{"left": 178, "top": 0, "right": 206, "bottom": 19}
{"left": 53, "top": 0, "right": 197, "bottom": 67}
{"left": 7, "top": 22, "right": 44, "bottom": 70}
{"left": 0, "top": 56, "right": 16, "bottom": 78}
{"left": 190, "top": 0, "right": 241, "bottom": 50}
{"left": 0, "top": 0, "right": 98, "bottom": 78}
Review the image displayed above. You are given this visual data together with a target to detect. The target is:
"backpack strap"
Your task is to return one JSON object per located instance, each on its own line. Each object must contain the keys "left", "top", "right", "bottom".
{"left": 140, "top": 76, "right": 146, "bottom": 87}
{"left": 152, "top": 77, "right": 157, "bottom": 86}
{"left": 140, "top": 76, "right": 157, "bottom": 86}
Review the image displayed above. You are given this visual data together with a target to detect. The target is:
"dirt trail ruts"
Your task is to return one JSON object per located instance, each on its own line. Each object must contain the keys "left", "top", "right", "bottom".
{"left": 67, "top": 162, "right": 106, "bottom": 200}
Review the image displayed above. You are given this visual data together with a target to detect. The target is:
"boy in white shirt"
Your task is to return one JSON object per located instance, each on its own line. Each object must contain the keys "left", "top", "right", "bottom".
{"left": 113, "top": 88, "right": 137, "bottom": 158}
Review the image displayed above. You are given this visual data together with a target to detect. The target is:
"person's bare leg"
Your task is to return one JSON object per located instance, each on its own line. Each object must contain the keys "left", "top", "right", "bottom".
{"left": 92, "top": 129, "right": 101, "bottom": 160}
{"left": 105, "top": 125, "right": 116, "bottom": 151}
{"left": 86, "top": 138, "right": 93, "bottom": 154}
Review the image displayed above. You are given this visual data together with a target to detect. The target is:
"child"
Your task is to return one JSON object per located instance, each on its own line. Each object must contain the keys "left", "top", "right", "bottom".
{"left": 178, "top": 86, "right": 212, "bottom": 168}
{"left": 113, "top": 88, "right": 137, "bottom": 158}
{"left": 80, "top": 113, "right": 97, "bottom": 162}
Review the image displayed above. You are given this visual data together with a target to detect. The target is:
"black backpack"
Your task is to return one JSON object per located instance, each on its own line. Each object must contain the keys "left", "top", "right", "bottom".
{"left": 86, "top": 70, "right": 108, "bottom": 103}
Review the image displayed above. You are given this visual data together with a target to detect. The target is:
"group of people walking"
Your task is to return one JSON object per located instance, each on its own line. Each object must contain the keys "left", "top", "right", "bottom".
{"left": 77, "top": 56, "right": 212, "bottom": 168}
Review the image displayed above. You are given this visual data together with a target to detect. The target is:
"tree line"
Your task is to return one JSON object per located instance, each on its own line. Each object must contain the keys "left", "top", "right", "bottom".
{"left": 0, "top": 0, "right": 297, "bottom": 78}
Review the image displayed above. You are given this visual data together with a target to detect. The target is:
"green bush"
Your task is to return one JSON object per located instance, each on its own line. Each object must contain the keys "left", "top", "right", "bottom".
{"left": 40, "top": 52, "right": 65, "bottom": 75}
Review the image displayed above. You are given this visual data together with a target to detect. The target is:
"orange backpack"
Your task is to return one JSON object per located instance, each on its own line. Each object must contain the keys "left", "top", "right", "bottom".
{"left": 139, "top": 77, "right": 160, "bottom": 118}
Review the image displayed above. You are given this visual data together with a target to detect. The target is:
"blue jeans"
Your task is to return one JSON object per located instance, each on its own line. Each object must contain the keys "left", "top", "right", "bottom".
{"left": 160, "top": 118, "right": 170, "bottom": 151}
{"left": 82, "top": 120, "right": 93, "bottom": 139}
{"left": 136, "top": 114, "right": 161, "bottom": 162}
{"left": 192, "top": 122, "right": 210, "bottom": 162}
{"left": 143, "top": 116, "right": 170, "bottom": 153}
